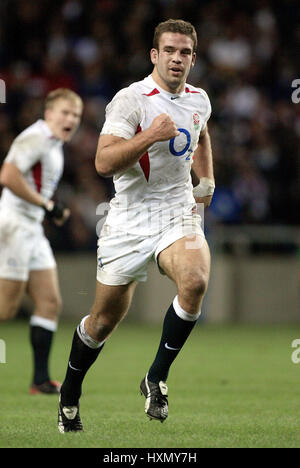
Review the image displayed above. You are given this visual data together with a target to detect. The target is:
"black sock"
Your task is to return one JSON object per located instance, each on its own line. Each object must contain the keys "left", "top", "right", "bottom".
{"left": 148, "top": 302, "right": 198, "bottom": 384}
{"left": 60, "top": 328, "right": 104, "bottom": 406}
{"left": 30, "top": 325, "right": 54, "bottom": 385}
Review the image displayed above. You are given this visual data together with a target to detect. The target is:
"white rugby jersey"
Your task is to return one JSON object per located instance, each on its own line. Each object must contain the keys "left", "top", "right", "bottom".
{"left": 100, "top": 74, "right": 211, "bottom": 235}
{"left": 0, "top": 119, "right": 64, "bottom": 222}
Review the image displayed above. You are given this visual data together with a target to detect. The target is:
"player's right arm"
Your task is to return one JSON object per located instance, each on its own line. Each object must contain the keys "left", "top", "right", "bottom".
{"left": 0, "top": 162, "right": 70, "bottom": 224}
{"left": 0, "top": 134, "right": 47, "bottom": 207}
{"left": 96, "top": 113, "right": 179, "bottom": 177}
{"left": 0, "top": 162, "right": 45, "bottom": 207}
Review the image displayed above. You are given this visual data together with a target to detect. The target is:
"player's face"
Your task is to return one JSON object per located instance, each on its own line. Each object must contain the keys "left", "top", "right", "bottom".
{"left": 151, "top": 32, "right": 196, "bottom": 93}
{"left": 45, "top": 98, "right": 82, "bottom": 142}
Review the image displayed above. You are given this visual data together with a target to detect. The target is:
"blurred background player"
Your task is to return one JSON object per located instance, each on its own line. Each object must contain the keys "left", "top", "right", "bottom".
{"left": 58, "top": 19, "right": 214, "bottom": 432}
{"left": 0, "top": 88, "right": 83, "bottom": 394}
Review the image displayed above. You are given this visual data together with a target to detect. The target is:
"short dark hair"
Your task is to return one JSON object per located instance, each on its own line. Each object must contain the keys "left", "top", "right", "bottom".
{"left": 153, "top": 19, "right": 197, "bottom": 53}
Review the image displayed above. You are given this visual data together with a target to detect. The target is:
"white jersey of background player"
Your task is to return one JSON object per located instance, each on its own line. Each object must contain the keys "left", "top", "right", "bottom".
{"left": 0, "top": 119, "right": 64, "bottom": 223}
{"left": 101, "top": 74, "right": 211, "bottom": 234}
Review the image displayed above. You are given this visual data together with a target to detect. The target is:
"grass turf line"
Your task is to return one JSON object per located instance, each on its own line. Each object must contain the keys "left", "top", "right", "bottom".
{"left": 0, "top": 319, "right": 300, "bottom": 448}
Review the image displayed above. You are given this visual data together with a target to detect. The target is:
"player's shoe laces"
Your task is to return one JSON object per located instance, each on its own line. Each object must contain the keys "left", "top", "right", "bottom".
{"left": 29, "top": 380, "right": 61, "bottom": 395}
{"left": 58, "top": 396, "right": 83, "bottom": 433}
{"left": 140, "top": 373, "right": 168, "bottom": 422}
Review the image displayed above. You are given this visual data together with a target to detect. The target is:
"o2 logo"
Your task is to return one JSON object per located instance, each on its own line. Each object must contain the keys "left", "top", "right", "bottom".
{"left": 169, "top": 128, "right": 192, "bottom": 160}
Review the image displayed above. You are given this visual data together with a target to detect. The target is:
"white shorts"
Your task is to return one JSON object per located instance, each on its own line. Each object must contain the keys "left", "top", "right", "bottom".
{"left": 0, "top": 209, "right": 56, "bottom": 282}
{"left": 96, "top": 214, "right": 205, "bottom": 285}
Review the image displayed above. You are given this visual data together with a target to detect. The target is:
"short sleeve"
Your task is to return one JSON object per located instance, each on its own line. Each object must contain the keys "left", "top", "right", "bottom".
{"left": 201, "top": 89, "right": 212, "bottom": 128}
{"left": 5, "top": 133, "right": 44, "bottom": 173}
{"left": 100, "top": 87, "right": 142, "bottom": 139}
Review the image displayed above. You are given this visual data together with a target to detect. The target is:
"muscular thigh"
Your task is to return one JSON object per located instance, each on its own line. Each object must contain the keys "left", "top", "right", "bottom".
{"left": 0, "top": 278, "right": 26, "bottom": 320}
{"left": 158, "top": 234, "right": 211, "bottom": 288}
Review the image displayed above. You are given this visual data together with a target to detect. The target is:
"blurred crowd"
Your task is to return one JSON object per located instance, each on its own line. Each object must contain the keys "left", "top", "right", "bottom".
{"left": 0, "top": 0, "right": 299, "bottom": 251}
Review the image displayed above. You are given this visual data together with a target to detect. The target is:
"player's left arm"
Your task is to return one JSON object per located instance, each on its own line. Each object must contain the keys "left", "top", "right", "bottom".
{"left": 191, "top": 125, "right": 215, "bottom": 208}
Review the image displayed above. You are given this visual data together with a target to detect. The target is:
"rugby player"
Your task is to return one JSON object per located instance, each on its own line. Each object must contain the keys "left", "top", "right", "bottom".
{"left": 58, "top": 19, "right": 214, "bottom": 432}
{"left": 0, "top": 88, "right": 83, "bottom": 394}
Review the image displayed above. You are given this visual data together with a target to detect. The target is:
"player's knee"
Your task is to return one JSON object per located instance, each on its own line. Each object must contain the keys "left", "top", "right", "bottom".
{"left": 180, "top": 269, "right": 209, "bottom": 298}
{"left": 89, "top": 308, "right": 123, "bottom": 341}
{"left": 51, "top": 295, "right": 62, "bottom": 317}
{"left": 40, "top": 294, "right": 62, "bottom": 319}
{"left": 96, "top": 315, "right": 120, "bottom": 337}
{"left": 192, "top": 272, "right": 209, "bottom": 297}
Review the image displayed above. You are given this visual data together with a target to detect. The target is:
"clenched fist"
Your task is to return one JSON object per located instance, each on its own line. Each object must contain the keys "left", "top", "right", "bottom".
{"left": 149, "top": 113, "right": 180, "bottom": 142}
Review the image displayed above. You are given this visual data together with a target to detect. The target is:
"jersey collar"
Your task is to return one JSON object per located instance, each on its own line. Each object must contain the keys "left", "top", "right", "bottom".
{"left": 146, "top": 74, "right": 187, "bottom": 100}
{"left": 37, "top": 119, "right": 63, "bottom": 145}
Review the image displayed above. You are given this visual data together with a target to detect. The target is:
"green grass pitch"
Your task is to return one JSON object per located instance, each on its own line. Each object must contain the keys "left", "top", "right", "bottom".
{"left": 1, "top": 318, "right": 300, "bottom": 448}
